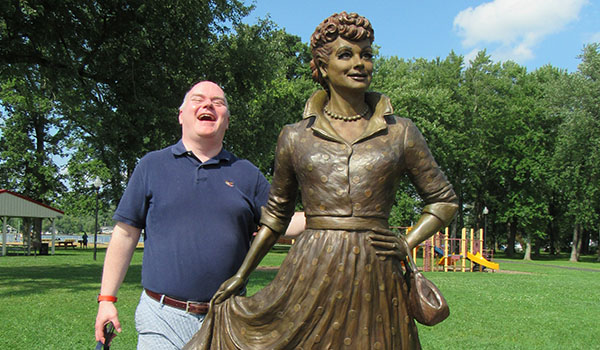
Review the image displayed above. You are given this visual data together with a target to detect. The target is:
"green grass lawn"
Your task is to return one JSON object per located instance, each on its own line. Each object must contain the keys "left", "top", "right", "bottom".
{"left": 1, "top": 247, "right": 598, "bottom": 349}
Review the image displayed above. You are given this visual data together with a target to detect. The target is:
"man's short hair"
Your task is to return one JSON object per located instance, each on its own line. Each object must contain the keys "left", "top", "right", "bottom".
{"left": 179, "top": 81, "right": 229, "bottom": 111}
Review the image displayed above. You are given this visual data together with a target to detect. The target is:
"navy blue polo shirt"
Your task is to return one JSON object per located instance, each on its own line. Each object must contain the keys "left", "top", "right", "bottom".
{"left": 113, "top": 140, "right": 270, "bottom": 301}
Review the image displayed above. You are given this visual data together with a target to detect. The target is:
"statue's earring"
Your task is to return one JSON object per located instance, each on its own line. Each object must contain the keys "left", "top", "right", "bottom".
{"left": 318, "top": 63, "right": 328, "bottom": 79}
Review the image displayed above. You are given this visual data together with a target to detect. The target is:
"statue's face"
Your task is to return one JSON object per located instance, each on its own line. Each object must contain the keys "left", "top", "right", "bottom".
{"left": 320, "top": 37, "right": 373, "bottom": 93}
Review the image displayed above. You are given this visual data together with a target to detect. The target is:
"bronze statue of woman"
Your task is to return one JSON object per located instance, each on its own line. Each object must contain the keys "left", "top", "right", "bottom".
{"left": 185, "top": 12, "right": 458, "bottom": 350}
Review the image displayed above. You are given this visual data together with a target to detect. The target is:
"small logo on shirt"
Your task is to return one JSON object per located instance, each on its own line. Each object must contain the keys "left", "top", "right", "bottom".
{"left": 225, "top": 180, "right": 234, "bottom": 187}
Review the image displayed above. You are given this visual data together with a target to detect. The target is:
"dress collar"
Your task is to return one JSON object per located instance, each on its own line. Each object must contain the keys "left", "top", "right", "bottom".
{"left": 302, "top": 90, "right": 394, "bottom": 144}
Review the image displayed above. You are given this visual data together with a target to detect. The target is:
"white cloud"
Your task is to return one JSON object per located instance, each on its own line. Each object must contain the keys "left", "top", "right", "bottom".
{"left": 588, "top": 32, "right": 600, "bottom": 43}
{"left": 463, "top": 48, "right": 481, "bottom": 67}
{"left": 453, "top": 0, "right": 588, "bottom": 63}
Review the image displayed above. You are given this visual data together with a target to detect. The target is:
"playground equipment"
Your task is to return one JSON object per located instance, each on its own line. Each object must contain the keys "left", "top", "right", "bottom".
{"left": 400, "top": 227, "right": 500, "bottom": 272}
{"left": 467, "top": 252, "right": 499, "bottom": 270}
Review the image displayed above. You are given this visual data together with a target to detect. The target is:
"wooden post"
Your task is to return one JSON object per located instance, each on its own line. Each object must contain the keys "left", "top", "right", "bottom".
{"left": 423, "top": 239, "right": 427, "bottom": 272}
{"left": 408, "top": 227, "right": 418, "bottom": 265}
{"left": 412, "top": 246, "right": 417, "bottom": 265}
{"left": 444, "top": 228, "right": 449, "bottom": 272}
{"left": 479, "top": 228, "right": 484, "bottom": 271}
{"left": 51, "top": 219, "right": 56, "bottom": 255}
{"left": 461, "top": 228, "right": 466, "bottom": 272}
{"left": 470, "top": 228, "right": 474, "bottom": 272}
{"left": 1, "top": 216, "right": 7, "bottom": 257}
{"left": 430, "top": 235, "right": 435, "bottom": 272}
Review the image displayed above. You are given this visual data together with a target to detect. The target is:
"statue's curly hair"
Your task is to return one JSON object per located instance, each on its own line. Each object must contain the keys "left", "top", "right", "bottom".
{"left": 310, "top": 12, "right": 374, "bottom": 90}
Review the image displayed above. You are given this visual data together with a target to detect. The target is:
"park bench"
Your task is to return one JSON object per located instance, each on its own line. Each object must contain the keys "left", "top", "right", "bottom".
{"left": 7, "top": 245, "right": 27, "bottom": 255}
{"left": 1, "top": 243, "right": 27, "bottom": 256}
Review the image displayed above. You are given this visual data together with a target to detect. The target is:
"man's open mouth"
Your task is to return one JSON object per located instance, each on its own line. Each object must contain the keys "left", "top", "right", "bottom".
{"left": 198, "top": 113, "right": 216, "bottom": 121}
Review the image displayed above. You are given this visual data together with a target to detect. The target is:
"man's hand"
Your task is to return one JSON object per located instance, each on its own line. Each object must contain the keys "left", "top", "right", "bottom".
{"left": 95, "top": 302, "right": 121, "bottom": 344}
{"left": 368, "top": 227, "right": 410, "bottom": 261}
{"left": 211, "top": 275, "right": 245, "bottom": 305}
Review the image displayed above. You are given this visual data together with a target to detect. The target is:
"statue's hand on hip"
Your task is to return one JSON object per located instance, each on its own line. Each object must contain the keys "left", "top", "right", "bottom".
{"left": 367, "top": 227, "right": 409, "bottom": 262}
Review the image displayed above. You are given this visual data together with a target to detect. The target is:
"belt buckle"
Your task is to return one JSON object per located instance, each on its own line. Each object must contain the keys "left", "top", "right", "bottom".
{"left": 185, "top": 300, "right": 200, "bottom": 313}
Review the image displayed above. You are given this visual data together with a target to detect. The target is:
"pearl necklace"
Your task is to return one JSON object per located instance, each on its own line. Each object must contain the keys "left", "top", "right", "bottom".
{"left": 323, "top": 104, "right": 370, "bottom": 122}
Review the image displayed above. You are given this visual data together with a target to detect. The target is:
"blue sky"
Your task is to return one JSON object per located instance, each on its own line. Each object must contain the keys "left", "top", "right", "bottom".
{"left": 243, "top": 0, "right": 600, "bottom": 73}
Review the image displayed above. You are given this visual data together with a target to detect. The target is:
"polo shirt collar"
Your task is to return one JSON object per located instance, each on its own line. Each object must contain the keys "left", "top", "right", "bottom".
{"left": 171, "top": 139, "right": 189, "bottom": 156}
{"left": 302, "top": 90, "right": 394, "bottom": 144}
{"left": 171, "top": 139, "right": 232, "bottom": 164}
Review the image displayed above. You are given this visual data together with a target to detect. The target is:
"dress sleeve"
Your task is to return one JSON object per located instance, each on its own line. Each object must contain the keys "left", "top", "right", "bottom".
{"left": 403, "top": 121, "right": 457, "bottom": 205}
{"left": 259, "top": 125, "right": 299, "bottom": 233}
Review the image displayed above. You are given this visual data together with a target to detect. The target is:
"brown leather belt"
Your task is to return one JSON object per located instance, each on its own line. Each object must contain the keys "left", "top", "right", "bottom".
{"left": 144, "top": 289, "right": 209, "bottom": 315}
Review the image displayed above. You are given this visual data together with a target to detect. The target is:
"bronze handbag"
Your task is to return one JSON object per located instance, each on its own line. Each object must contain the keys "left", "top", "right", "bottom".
{"left": 403, "top": 254, "right": 450, "bottom": 326}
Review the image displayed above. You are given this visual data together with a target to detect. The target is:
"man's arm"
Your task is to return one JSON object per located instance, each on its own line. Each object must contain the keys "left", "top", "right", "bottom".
{"left": 94, "top": 222, "right": 141, "bottom": 343}
{"left": 283, "top": 211, "right": 306, "bottom": 237}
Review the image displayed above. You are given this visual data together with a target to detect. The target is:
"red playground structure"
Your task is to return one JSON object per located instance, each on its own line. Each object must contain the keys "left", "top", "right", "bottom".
{"left": 393, "top": 227, "right": 500, "bottom": 272}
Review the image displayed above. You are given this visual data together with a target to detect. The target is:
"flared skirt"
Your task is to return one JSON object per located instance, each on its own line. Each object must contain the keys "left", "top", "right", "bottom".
{"left": 185, "top": 229, "right": 421, "bottom": 350}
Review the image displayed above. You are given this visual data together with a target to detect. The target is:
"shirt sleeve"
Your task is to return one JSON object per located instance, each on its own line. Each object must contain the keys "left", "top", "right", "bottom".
{"left": 253, "top": 170, "right": 271, "bottom": 225}
{"left": 112, "top": 158, "right": 150, "bottom": 229}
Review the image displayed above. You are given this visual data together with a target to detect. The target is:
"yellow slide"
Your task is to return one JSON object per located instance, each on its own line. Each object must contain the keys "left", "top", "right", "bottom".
{"left": 467, "top": 252, "right": 499, "bottom": 270}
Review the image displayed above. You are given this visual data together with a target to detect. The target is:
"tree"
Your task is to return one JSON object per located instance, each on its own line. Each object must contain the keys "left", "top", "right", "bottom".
{"left": 458, "top": 52, "right": 558, "bottom": 259}
{"left": 1, "top": 0, "right": 252, "bottom": 206}
{"left": 372, "top": 50, "right": 573, "bottom": 260}
{"left": 550, "top": 43, "right": 600, "bottom": 261}
{"left": 371, "top": 54, "right": 467, "bottom": 231}
{"left": 529, "top": 65, "right": 569, "bottom": 256}
{"left": 210, "top": 21, "right": 316, "bottom": 175}
{"left": 0, "top": 72, "right": 66, "bottom": 248}
{"left": 0, "top": 75, "right": 65, "bottom": 197}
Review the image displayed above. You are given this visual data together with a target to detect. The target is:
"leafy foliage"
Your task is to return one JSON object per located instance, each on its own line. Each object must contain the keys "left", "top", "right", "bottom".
{"left": 1, "top": 2, "right": 598, "bottom": 260}
{"left": 0, "top": 74, "right": 65, "bottom": 202}
{"left": 373, "top": 44, "right": 599, "bottom": 260}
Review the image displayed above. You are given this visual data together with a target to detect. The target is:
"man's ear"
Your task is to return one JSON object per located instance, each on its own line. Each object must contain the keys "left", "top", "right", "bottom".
{"left": 178, "top": 110, "right": 183, "bottom": 125}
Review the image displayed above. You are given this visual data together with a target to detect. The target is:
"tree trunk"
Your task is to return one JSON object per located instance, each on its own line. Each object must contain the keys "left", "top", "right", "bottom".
{"left": 546, "top": 220, "right": 556, "bottom": 255}
{"left": 489, "top": 222, "right": 498, "bottom": 254}
{"left": 516, "top": 234, "right": 527, "bottom": 258}
{"left": 455, "top": 195, "right": 463, "bottom": 240}
{"left": 548, "top": 199, "right": 558, "bottom": 255}
{"left": 33, "top": 218, "right": 43, "bottom": 255}
{"left": 523, "top": 235, "right": 532, "bottom": 261}
{"left": 506, "top": 221, "right": 516, "bottom": 257}
{"left": 450, "top": 217, "right": 458, "bottom": 241}
{"left": 580, "top": 229, "right": 590, "bottom": 255}
{"left": 23, "top": 218, "right": 32, "bottom": 255}
{"left": 533, "top": 237, "right": 542, "bottom": 257}
{"left": 569, "top": 224, "right": 581, "bottom": 262}
{"left": 597, "top": 233, "right": 600, "bottom": 262}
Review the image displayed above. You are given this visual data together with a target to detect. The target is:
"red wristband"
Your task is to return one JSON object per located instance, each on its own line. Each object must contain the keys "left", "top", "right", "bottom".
{"left": 97, "top": 295, "right": 118, "bottom": 303}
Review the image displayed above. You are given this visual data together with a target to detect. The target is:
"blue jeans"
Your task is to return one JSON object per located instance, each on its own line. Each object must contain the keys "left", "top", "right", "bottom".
{"left": 135, "top": 290, "right": 206, "bottom": 350}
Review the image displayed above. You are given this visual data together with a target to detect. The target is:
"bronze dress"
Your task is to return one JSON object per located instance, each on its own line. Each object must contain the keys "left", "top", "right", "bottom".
{"left": 185, "top": 90, "right": 457, "bottom": 350}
